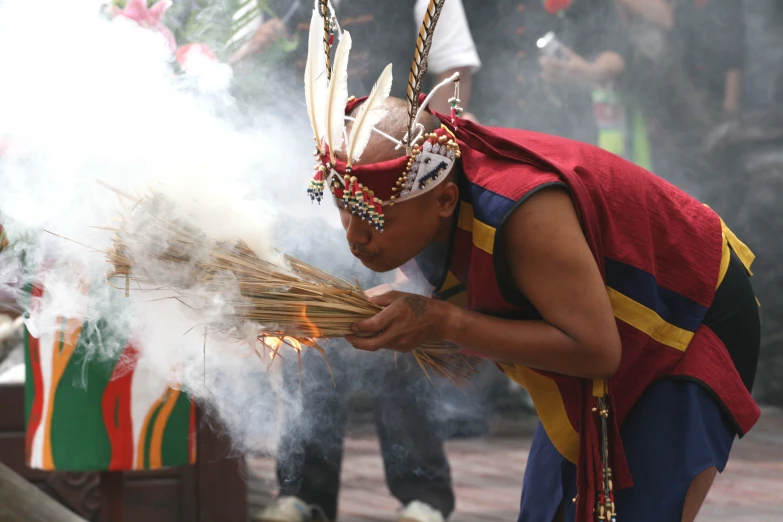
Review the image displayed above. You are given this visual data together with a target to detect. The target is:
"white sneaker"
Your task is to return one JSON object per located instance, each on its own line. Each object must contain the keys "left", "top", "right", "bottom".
{"left": 398, "top": 501, "right": 446, "bottom": 522}
{"left": 253, "top": 496, "right": 317, "bottom": 522}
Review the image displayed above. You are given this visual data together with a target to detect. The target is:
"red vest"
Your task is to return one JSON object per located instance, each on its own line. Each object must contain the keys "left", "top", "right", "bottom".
{"left": 423, "top": 116, "right": 760, "bottom": 522}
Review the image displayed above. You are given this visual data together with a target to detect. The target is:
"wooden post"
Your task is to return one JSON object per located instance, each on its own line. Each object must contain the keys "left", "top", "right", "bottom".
{"left": 0, "top": 461, "right": 88, "bottom": 522}
{"left": 196, "top": 408, "right": 248, "bottom": 522}
{"left": 99, "top": 470, "right": 124, "bottom": 522}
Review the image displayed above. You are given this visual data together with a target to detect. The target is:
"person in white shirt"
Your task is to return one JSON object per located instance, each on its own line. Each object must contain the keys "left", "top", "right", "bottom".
{"left": 233, "top": 0, "right": 480, "bottom": 119}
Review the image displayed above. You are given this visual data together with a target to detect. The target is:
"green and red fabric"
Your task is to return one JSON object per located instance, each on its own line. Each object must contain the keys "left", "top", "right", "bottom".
{"left": 0, "top": 223, "right": 8, "bottom": 252}
{"left": 421, "top": 114, "right": 759, "bottom": 522}
{"left": 23, "top": 282, "right": 196, "bottom": 471}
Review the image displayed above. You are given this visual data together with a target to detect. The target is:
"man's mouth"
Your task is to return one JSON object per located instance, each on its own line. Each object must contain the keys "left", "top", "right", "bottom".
{"left": 351, "top": 250, "right": 377, "bottom": 262}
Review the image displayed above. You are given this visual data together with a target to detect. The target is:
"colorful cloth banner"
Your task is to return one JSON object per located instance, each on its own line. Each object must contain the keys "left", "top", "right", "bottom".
{"left": 23, "top": 282, "right": 196, "bottom": 471}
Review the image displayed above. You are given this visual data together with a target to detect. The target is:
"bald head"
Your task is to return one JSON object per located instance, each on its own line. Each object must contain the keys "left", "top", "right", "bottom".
{"left": 346, "top": 96, "right": 441, "bottom": 165}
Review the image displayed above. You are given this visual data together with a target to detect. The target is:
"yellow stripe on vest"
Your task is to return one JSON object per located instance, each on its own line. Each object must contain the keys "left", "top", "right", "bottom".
{"left": 720, "top": 218, "right": 755, "bottom": 276}
{"left": 440, "top": 271, "right": 461, "bottom": 293}
{"left": 457, "top": 202, "right": 474, "bottom": 232}
{"left": 607, "top": 287, "right": 694, "bottom": 351}
{"left": 704, "top": 205, "right": 755, "bottom": 277}
{"left": 458, "top": 202, "right": 496, "bottom": 254}
{"left": 710, "top": 209, "right": 757, "bottom": 304}
{"left": 500, "top": 363, "right": 580, "bottom": 463}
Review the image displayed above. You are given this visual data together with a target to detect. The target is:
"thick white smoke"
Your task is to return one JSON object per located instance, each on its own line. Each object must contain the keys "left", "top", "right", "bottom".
{"left": 0, "top": 0, "right": 362, "bottom": 455}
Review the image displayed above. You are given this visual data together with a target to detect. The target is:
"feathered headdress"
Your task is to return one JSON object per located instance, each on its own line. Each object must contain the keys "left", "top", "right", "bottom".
{"left": 305, "top": 0, "right": 462, "bottom": 232}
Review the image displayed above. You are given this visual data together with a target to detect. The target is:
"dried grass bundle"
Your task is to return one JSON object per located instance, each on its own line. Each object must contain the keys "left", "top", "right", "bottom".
{"left": 104, "top": 188, "right": 478, "bottom": 384}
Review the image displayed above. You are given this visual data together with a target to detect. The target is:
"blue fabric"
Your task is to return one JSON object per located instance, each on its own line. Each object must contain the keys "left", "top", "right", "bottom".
{"left": 603, "top": 257, "right": 708, "bottom": 332}
{"left": 517, "top": 380, "right": 736, "bottom": 522}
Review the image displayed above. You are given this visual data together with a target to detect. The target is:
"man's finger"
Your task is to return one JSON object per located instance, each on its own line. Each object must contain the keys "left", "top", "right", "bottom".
{"left": 364, "top": 284, "right": 394, "bottom": 298}
{"left": 347, "top": 328, "right": 397, "bottom": 352}
{"left": 367, "top": 291, "right": 402, "bottom": 307}
{"left": 352, "top": 305, "right": 396, "bottom": 333}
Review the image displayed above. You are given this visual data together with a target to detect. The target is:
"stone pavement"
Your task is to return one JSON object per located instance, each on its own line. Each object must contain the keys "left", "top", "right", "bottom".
{"left": 247, "top": 408, "right": 783, "bottom": 522}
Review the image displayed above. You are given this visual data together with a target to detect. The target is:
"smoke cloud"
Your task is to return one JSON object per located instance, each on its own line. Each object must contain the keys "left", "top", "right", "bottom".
{"left": 0, "top": 0, "right": 383, "bottom": 456}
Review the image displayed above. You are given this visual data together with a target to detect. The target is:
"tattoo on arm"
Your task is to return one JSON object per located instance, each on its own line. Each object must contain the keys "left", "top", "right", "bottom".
{"left": 404, "top": 295, "right": 427, "bottom": 318}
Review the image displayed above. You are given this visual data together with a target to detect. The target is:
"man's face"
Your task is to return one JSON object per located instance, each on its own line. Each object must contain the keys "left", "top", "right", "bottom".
{"left": 336, "top": 191, "right": 443, "bottom": 272}
{"left": 333, "top": 98, "right": 459, "bottom": 271}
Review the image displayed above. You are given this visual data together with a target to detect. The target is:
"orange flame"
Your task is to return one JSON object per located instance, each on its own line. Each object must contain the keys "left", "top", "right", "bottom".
{"left": 298, "top": 304, "right": 323, "bottom": 338}
{"left": 283, "top": 337, "right": 302, "bottom": 352}
{"left": 257, "top": 335, "right": 304, "bottom": 364}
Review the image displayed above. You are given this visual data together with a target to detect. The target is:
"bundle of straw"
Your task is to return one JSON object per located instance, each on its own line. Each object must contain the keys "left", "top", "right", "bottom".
{"left": 103, "top": 188, "right": 478, "bottom": 384}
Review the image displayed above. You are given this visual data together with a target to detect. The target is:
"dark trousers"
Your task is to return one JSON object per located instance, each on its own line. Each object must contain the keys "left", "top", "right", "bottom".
{"left": 276, "top": 346, "right": 455, "bottom": 521}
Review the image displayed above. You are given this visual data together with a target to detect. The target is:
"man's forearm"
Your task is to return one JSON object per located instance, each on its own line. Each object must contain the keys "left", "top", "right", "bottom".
{"left": 429, "top": 67, "right": 473, "bottom": 115}
{"left": 440, "top": 303, "right": 620, "bottom": 379}
{"left": 586, "top": 52, "right": 625, "bottom": 85}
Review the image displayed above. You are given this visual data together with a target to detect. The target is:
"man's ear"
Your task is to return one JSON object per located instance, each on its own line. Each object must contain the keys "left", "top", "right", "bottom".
{"left": 436, "top": 180, "right": 460, "bottom": 218}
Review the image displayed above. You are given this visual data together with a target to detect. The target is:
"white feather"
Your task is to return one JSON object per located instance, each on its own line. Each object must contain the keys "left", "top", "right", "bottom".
{"left": 304, "top": 9, "right": 328, "bottom": 150}
{"left": 325, "top": 30, "right": 352, "bottom": 162}
{"left": 345, "top": 63, "right": 393, "bottom": 166}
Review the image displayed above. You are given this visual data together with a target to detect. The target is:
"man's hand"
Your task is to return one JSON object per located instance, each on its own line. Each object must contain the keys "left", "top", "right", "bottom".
{"left": 347, "top": 291, "right": 451, "bottom": 352}
{"left": 540, "top": 47, "right": 593, "bottom": 86}
{"left": 541, "top": 49, "right": 625, "bottom": 87}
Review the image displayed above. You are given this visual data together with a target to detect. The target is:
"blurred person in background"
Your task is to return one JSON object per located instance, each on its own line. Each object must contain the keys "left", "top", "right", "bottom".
{"left": 230, "top": 0, "right": 480, "bottom": 116}
{"left": 741, "top": 0, "right": 783, "bottom": 112}
{"left": 465, "top": 0, "right": 627, "bottom": 148}
{"left": 248, "top": 3, "right": 481, "bottom": 522}
{"left": 614, "top": 0, "right": 745, "bottom": 189}
{"left": 673, "top": 0, "right": 744, "bottom": 116}
{"left": 256, "top": 222, "right": 455, "bottom": 522}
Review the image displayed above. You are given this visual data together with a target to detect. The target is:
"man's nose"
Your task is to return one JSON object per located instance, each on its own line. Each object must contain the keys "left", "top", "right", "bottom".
{"left": 345, "top": 213, "right": 372, "bottom": 246}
